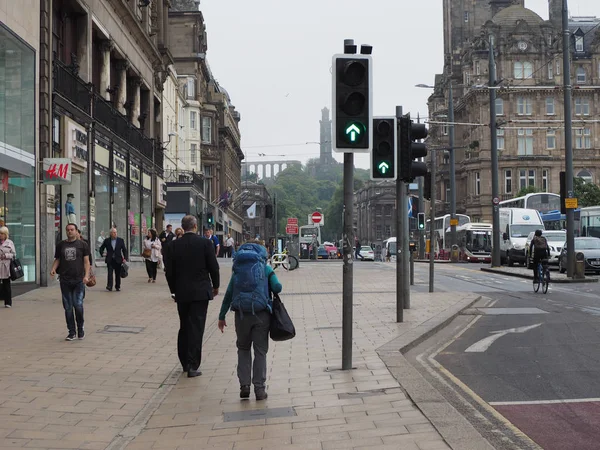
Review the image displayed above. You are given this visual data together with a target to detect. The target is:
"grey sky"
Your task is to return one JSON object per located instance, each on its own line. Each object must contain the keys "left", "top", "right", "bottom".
{"left": 200, "top": 0, "right": 597, "bottom": 170}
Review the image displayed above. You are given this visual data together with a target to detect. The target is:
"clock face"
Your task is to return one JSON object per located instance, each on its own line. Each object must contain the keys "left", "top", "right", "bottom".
{"left": 518, "top": 41, "right": 528, "bottom": 51}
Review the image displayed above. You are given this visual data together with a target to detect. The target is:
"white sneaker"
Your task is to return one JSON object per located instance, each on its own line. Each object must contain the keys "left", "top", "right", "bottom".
{"left": 5, "top": 305, "right": 11, "bottom": 308}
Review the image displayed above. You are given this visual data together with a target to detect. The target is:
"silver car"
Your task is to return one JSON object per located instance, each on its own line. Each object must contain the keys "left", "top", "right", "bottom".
{"left": 525, "top": 230, "right": 566, "bottom": 268}
{"left": 559, "top": 237, "right": 600, "bottom": 274}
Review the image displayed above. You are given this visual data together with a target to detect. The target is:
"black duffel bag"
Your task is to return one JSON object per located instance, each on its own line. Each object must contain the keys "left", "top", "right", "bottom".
{"left": 120, "top": 262, "right": 129, "bottom": 279}
{"left": 269, "top": 293, "right": 295, "bottom": 342}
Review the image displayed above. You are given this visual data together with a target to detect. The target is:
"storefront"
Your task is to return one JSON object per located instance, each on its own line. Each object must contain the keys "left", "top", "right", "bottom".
{"left": 0, "top": 22, "right": 37, "bottom": 283}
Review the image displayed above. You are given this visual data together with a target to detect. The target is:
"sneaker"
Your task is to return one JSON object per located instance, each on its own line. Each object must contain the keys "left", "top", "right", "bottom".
{"left": 255, "top": 388, "right": 268, "bottom": 401}
{"left": 240, "top": 385, "right": 250, "bottom": 399}
{"left": 65, "top": 334, "right": 76, "bottom": 341}
{"left": 116, "top": 287, "right": 120, "bottom": 291}
{"left": 5, "top": 305, "right": 11, "bottom": 308}
{"left": 106, "top": 287, "right": 112, "bottom": 291}
{"left": 78, "top": 330, "right": 85, "bottom": 340}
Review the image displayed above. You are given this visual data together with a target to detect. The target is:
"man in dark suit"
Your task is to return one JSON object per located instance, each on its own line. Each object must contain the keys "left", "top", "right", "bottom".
{"left": 166, "top": 215, "right": 219, "bottom": 378}
{"left": 98, "top": 228, "right": 128, "bottom": 292}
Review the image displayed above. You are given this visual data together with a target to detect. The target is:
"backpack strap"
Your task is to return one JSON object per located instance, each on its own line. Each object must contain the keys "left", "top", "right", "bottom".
{"left": 268, "top": 271, "right": 275, "bottom": 298}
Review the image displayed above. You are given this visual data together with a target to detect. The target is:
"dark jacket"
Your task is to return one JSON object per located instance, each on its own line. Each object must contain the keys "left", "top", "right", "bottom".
{"left": 99, "top": 237, "right": 128, "bottom": 264}
{"left": 166, "top": 232, "right": 220, "bottom": 303}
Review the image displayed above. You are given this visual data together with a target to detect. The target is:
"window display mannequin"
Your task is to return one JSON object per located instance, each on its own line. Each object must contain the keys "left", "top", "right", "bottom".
{"left": 65, "top": 193, "right": 77, "bottom": 225}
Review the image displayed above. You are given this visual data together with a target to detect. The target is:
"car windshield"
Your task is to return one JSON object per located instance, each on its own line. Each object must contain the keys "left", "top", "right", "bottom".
{"left": 546, "top": 234, "right": 566, "bottom": 242}
{"left": 575, "top": 239, "right": 600, "bottom": 250}
{"left": 511, "top": 225, "right": 540, "bottom": 238}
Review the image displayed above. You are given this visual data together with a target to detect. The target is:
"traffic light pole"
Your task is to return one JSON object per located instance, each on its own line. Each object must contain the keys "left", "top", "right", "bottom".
{"left": 429, "top": 149, "right": 436, "bottom": 293}
{"left": 489, "top": 35, "right": 501, "bottom": 267}
{"left": 397, "top": 106, "right": 410, "bottom": 313}
{"left": 418, "top": 176, "right": 425, "bottom": 259}
{"left": 449, "top": 83, "right": 457, "bottom": 261}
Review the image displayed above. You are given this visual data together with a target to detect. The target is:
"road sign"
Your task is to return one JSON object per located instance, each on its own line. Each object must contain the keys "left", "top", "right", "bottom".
{"left": 311, "top": 211, "right": 323, "bottom": 224}
{"left": 286, "top": 225, "right": 299, "bottom": 235}
{"left": 565, "top": 198, "right": 578, "bottom": 209}
{"left": 492, "top": 197, "right": 500, "bottom": 205}
{"left": 450, "top": 218, "right": 459, "bottom": 226}
{"left": 287, "top": 217, "right": 298, "bottom": 226}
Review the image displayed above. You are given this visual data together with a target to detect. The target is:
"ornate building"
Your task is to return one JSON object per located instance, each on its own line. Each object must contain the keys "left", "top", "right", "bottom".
{"left": 429, "top": 1, "right": 600, "bottom": 222}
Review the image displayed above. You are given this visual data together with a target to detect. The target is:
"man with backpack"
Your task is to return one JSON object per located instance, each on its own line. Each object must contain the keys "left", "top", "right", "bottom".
{"left": 530, "top": 229, "right": 550, "bottom": 282}
{"left": 217, "top": 240, "right": 282, "bottom": 400}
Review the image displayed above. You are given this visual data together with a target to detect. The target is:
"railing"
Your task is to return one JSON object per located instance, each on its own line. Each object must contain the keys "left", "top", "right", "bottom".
{"left": 163, "top": 169, "right": 203, "bottom": 193}
{"left": 53, "top": 60, "right": 92, "bottom": 114}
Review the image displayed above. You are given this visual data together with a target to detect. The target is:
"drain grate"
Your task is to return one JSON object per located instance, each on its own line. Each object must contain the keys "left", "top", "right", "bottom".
{"left": 100, "top": 325, "right": 145, "bottom": 334}
{"left": 223, "top": 406, "right": 296, "bottom": 422}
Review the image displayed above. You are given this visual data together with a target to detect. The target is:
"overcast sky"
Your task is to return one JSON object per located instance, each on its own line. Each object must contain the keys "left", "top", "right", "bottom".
{"left": 199, "top": 0, "right": 597, "bottom": 170}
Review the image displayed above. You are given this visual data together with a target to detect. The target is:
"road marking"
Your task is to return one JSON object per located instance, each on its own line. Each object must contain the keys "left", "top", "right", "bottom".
{"left": 490, "top": 398, "right": 600, "bottom": 406}
{"left": 465, "top": 323, "right": 542, "bottom": 353}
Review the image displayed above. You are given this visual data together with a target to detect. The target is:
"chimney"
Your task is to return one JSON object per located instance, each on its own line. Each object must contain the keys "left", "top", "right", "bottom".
{"left": 548, "top": 0, "right": 562, "bottom": 29}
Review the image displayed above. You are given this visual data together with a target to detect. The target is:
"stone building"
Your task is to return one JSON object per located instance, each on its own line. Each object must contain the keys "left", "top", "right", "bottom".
{"left": 239, "top": 181, "right": 274, "bottom": 243}
{"left": 429, "top": 0, "right": 600, "bottom": 222}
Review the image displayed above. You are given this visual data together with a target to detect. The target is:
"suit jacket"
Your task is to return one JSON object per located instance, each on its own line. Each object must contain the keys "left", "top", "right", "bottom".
{"left": 99, "top": 237, "right": 128, "bottom": 264}
{"left": 166, "top": 233, "right": 219, "bottom": 303}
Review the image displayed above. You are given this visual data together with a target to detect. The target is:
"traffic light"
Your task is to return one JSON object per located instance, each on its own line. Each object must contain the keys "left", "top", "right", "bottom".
{"left": 332, "top": 54, "right": 372, "bottom": 152}
{"left": 418, "top": 213, "right": 425, "bottom": 230}
{"left": 370, "top": 117, "right": 396, "bottom": 180}
{"left": 207, "top": 212, "right": 214, "bottom": 224}
{"left": 399, "top": 116, "right": 428, "bottom": 182}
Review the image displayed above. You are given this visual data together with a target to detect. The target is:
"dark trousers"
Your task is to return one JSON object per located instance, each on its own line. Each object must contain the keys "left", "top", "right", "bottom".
{"left": 532, "top": 250, "right": 549, "bottom": 281}
{"left": 107, "top": 259, "right": 122, "bottom": 289}
{"left": 177, "top": 299, "right": 209, "bottom": 371}
{"left": 235, "top": 310, "right": 271, "bottom": 388}
{"left": 145, "top": 260, "right": 158, "bottom": 280}
{"left": 59, "top": 280, "right": 84, "bottom": 334}
{"left": 0, "top": 278, "right": 11, "bottom": 306}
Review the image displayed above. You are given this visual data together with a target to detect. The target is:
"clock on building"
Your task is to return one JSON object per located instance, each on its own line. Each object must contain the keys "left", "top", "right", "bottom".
{"left": 518, "top": 41, "right": 528, "bottom": 51}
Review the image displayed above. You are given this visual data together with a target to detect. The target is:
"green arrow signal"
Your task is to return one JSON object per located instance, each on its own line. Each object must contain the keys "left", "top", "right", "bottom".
{"left": 345, "top": 124, "right": 361, "bottom": 142}
{"left": 378, "top": 161, "right": 390, "bottom": 174}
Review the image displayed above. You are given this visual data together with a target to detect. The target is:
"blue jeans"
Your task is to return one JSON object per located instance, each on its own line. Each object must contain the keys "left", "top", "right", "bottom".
{"left": 60, "top": 281, "right": 85, "bottom": 335}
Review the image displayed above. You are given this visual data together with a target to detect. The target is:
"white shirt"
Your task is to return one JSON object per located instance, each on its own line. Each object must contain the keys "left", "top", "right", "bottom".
{"left": 225, "top": 237, "right": 234, "bottom": 248}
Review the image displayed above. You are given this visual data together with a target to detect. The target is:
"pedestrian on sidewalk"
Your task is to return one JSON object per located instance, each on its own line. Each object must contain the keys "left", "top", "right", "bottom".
{"left": 174, "top": 228, "right": 184, "bottom": 239}
{"left": 166, "top": 215, "right": 220, "bottom": 378}
{"left": 204, "top": 228, "right": 221, "bottom": 257}
{"left": 143, "top": 229, "right": 162, "bottom": 283}
{"left": 224, "top": 233, "right": 235, "bottom": 258}
{"left": 159, "top": 224, "right": 174, "bottom": 256}
{"left": 218, "top": 239, "right": 282, "bottom": 401}
{"left": 98, "top": 228, "right": 128, "bottom": 292}
{"left": 0, "top": 226, "right": 16, "bottom": 308}
{"left": 50, "top": 223, "right": 91, "bottom": 341}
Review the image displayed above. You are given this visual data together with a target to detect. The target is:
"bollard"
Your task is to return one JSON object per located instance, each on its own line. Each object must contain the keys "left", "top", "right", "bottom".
{"left": 451, "top": 244, "right": 459, "bottom": 262}
{"left": 574, "top": 251, "right": 585, "bottom": 279}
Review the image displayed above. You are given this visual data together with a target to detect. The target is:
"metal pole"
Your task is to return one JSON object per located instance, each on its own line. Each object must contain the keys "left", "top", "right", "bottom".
{"left": 429, "top": 148, "right": 436, "bottom": 292}
{"left": 449, "top": 82, "right": 457, "bottom": 260}
{"left": 396, "top": 106, "right": 404, "bottom": 322}
{"left": 489, "top": 35, "right": 501, "bottom": 267}
{"left": 410, "top": 250, "right": 414, "bottom": 286}
{"left": 417, "top": 116, "right": 425, "bottom": 260}
{"left": 402, "top": 182, "right": 410, "bottom": 308}
{"left": 562, "top": 0, "right": 575, "bottom": 277}
{"left": 341, "top": 39, "right": 355, "bottom": 370}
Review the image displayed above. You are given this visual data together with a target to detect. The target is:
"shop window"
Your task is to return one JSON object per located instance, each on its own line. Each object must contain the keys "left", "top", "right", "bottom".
{"left": 94, "top": 169, "right": 111, "bottom": 259}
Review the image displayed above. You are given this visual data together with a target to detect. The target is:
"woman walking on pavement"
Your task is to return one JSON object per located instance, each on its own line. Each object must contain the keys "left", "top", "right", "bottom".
{"left": 218, "top": 239, "right": 282, "bottom": 401}
{"left": 0, "top": 226, "right": 16, "bottom": 308}
{"left": 143, "top": 229, "right": 162, "bottom": 283}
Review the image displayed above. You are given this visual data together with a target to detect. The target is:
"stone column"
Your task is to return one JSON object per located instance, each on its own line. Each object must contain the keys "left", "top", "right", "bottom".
{"left": 131, "top": 76, "right": 142, "bottom": 128}
{"left": 99, "top": 40, "right": 113, "bottom": 100}
{"left": 163, "top": 1, "right": 170, "bottom": 48}
{"left": 116, "top": 60, "right": 129, "bottom": 114}
{"left": 156, "top": 0, "right": 164, "bottom": 45}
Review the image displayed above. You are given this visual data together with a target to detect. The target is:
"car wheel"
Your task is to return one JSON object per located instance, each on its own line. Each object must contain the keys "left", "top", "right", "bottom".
{"left": 559, "top": 259, "right": 566, "bottom": 274}
{"left": 507, "top": 253, "right": 514, "bottom": 267}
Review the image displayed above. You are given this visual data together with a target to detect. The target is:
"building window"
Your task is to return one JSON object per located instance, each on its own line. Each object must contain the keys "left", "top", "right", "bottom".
{"left": 475, "top": 60, "right": 480, "bottom": 75}
{"left": 542, "top": 169, "right": 548, "bottom": 192}
{"left": 577, "top": 169, "right": 593, "bottom": 183}
{"left": 514, "top": 61, "right": 533, "bottom": 79}
{"left": 190, "top": 111, "right": 197, "bottom": 129}
{"left": 547, "top": 129, "right": 556, "bottom": 149}
{"left": 519, "top": 169, "right": 527, "bottom": 189}
{"left": 575, "top": 98, "right": 590, "bottom": 115}
{"left": 475, "top": 172, "right": 481, "bottom": 196}
{"left": 376, "top": 225, "right": 382, "bottom": 240}
{"left": 576, "top": 67, "right": 586, "bottom": 84}
{"left": 384, "top": 205, "right": 392, "bottom": 217}
{"left": 528, "top": 169, "right": 536, "bottom": 187}
{"left": 575, "top": 35, "right": 584, "bottom": 52}
{"left": 497, "top": 128, "right": 505, "bottom": 150}
{"left": 464, "top": 11, "right": 469, "bottom": 22}
{"left": 375, "top": 205, "right": 382, "bottom": 217}
{"left": 442, "top": 123, "right": 448, "bottom": 136}
{"left": 190, "top": 143, "right": 197, "bottom": 164}
{"left": 495, "top": 98, "right": 504, "bottom": 115}
{"left": 575, "top": 128, "right": 592, "bottom": 149}
{"left": 385, "top": 225, "right": 392, "bottom": 237}
{"left": 517, "top": 129, "right": 534, "bottom": 155}
{"left": 201, "top": 117, "right": 212, "bottom": 144}
{"left": 505, "top": 169, "right": 512, "bottom": 194}
{"left": 556, "top": 59, "right": 561, "bottom": 75}
{"left": 517, "top": 97, "right": 532, "bottom": 115}
{"left": 546, "top": 97, "right": 555, "bottom": 115}
{"left": 548, "top": 62, "right": 554, "bottom": 79}
{"left": 187, "top": 78, "right": 195, "bottom": 98}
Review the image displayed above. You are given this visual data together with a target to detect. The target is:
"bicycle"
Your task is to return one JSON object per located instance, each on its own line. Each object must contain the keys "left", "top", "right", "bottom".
{"left": 269, "top": 249, "right": 299, "bottom": 271}
{"left": 533, "top": 259, "right": 550, "bottom": 294}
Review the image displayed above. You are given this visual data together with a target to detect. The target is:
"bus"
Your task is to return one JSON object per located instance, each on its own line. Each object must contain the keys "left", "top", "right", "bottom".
{"left": 577, "top": 206, "right": 600, "bottom": 238}
{"left": 456, "top": 223, "right": 492, "bottom": 263}
{"left": 426, "top": 213, "right": 470, "bottom": 258}
{"left": 299, "top": 224, "right": 322, "bottom": 245}
{"left": 541, "top": 210, "right": 566, "bottom": 231}
{"left": 499, "top": 193, "right": 560, "bottom": 214}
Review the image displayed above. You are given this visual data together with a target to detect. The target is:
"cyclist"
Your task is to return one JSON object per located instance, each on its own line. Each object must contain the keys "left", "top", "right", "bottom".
{"left": 529, "top": 229, "right": 550, "bottom": 283}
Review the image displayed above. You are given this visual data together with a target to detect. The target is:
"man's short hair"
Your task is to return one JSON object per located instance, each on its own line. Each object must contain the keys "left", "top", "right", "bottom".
{"left": 166, "top": 224, "right": 172, "bottom": 229}
{"left": 66, "top": 223, "right": 79, "bottom": 231}
{"left": 181, "top": 215, "right": 197, "bottom": 232}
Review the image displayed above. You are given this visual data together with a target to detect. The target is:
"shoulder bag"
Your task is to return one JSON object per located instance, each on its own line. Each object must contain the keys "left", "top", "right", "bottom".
{"left": 269, "top": 292, "right": 295, "bottom": 342}
{"left": 10, "top": 258, "right": 24, "bottom": 281}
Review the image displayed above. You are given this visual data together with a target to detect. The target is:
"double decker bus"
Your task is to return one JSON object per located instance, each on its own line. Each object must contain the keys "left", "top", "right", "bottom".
{"left": 456, "top": 223, "right": 492, "bottom": 262}
{"left": 499, "top": 193, "right": 560, "bottom": 214}
{"left": 426, "top": 213, "right": 470, "bottom": 258}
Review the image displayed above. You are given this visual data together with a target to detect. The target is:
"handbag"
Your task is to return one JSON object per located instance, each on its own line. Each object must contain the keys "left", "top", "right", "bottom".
{"left": 269, "top": 293, "right": 295, "bottom": 342}
{"left": 142, "top": 248, "right": 152, "bottom": 258}
{"left": 9, "top": 258, "right": 24, "bottom": 281}
{"left": 120, "top": 262, "right": 129, "bottom": 279}
{"left": 86, "top": 268, "right": 96, "bottom": 287}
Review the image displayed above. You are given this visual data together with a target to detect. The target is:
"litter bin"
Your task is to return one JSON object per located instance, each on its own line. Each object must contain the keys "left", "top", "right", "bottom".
{"left": 574, "top": 251, "right": 585, "bottom": 279}
{"left": 451, "top": 244, "right": 459, "bottom": 262}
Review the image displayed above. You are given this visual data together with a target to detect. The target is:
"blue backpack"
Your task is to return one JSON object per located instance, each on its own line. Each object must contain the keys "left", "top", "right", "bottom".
{"left": 231, "top": 243, "right": 270, "bottom": 315}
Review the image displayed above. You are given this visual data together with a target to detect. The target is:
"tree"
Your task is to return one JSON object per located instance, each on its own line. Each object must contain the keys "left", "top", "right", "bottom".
{"left": 516, "top": 185, "right": 539, "bottom": 197}
{"left": 574, "top": 177, "right": 600, "bottom": 207}
{"left": 244, "top": 172, "right": 258, "bottom": 183}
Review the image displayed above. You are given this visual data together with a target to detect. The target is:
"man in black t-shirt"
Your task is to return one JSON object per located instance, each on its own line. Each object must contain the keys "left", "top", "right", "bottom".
{"left": 51, "top": 223, "right": 91, "bottom": 341}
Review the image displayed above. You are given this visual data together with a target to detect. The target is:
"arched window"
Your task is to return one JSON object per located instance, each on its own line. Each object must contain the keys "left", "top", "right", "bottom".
{"left": 577, "top": 170, "right": 593, "bottom": 183}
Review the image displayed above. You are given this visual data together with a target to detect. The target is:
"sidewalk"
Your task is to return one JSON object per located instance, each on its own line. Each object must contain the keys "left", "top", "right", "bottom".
{"left": 0, "top": 261, "right": 481, "bottom": 450}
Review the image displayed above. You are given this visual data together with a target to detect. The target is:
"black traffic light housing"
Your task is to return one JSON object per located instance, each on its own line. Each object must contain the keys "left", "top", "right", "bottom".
{"left": 418, "top": 213, "right": 425, "bottom": 230}
{"left": 399, "top": 116, "right": 428, "bottom": 182}
{"left": 370, "top": 117, "right": 396, "bottom": 180}
{"left": 207, "top": 212, "right": 214, "bottom": 224}
{"left": 332, "top": 55, "right": 372, "bottom": 152}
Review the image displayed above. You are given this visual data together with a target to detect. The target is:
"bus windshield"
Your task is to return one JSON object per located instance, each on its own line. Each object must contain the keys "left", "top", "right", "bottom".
{"left": 300, "top": 227, "right": 318, "bottom": 238}
{"left": 467, "top": 231, "right": 491, "bottom": 252}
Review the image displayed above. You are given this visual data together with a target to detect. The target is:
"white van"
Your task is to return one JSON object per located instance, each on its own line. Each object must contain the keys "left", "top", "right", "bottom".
{"left": 499, "top": 208, "right": 545, "bottom": 266}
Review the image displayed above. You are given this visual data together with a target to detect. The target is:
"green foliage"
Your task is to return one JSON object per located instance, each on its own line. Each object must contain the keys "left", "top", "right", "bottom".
{"left": 516, "top": 185, "right": 540, "bottom": 197}
{"left": 244, "top": 172, "right": 259, "bottom": 183}
{"left": 574, "top": 177, "right": 600, "bottom": 207}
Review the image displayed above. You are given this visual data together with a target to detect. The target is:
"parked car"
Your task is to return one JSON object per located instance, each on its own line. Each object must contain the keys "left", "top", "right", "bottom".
{"left": 317, "top": 245, "right": 329, "bottom": 259}
{"left": 525, "top": 230, "right": 566, "bottom": 268}
{"left": 323, "top": 242, "right": 338, "bottom": 259}
{"left": 359, "top": 245, "right": 375, "bottom": 261}
{"left": 558, "top": 237, "right": 600, "bottom": 274}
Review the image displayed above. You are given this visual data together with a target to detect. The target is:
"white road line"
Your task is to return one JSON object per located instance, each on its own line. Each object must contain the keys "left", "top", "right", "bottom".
{"left": 490, "top": 398, "right": 600, "bottom": 406}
